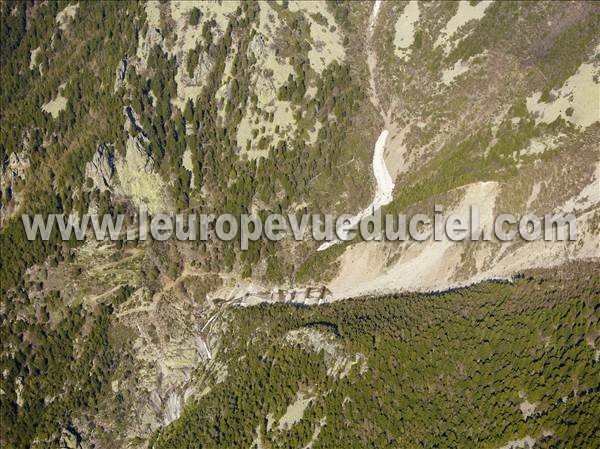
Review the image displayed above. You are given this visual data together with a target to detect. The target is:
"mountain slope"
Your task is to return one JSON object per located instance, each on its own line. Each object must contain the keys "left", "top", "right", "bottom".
{"left": 1, "top": 1, "right": 599, "bottom": 448}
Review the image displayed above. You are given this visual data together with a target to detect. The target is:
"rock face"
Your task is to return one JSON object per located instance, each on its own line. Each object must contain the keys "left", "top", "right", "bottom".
{"left": 286, "top": 328, "right": 367, "bottom": 379}
{"left": 114, "top": 56, "right": 128, "bottom": 92}
{"left": 136, "top": 26, "right": 163, "bottom": 68}
{"left": 85, "top": 144, "right": 115, "bottom": 191}
{"left": 124, "top": 105, "right": 144, "bottom": 134}
{"left": 1, "top": 151, "right": 29, "bottom": 187}
{"left": 163, "top": 391, "right": 183, "bottom": 425}
{"left": 1, "top": 150, "right": 29, "bottom": 223}
{"left": 114, "top": 134, "right": 167, "bottom": 214}
{"left": 214, "top": 285, "right": 333, "bottom": 307}
{"left": 59, "top": 428, "right": 82, "bottom": 449}
{"left": 15, "top": 376, "right": 24, "bottom": 407}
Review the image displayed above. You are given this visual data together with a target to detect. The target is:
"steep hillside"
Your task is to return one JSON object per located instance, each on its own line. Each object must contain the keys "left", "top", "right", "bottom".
{"left": 322, "top": 0, "right": 600, "bottom": 295}
{"left": 1, "top": 1, "right": 599, "bottom": 448}
{"left": 150, "top": 262, "right": 599, "bottom": 449}
{"left": 1, "top": 1, "right": 598, "bottom": 294}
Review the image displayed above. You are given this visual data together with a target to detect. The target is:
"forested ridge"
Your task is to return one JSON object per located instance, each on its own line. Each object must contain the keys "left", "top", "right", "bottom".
{"left": 150, "top": 262, "right": 600, "bottom": 449}
{"left": 3, "top": 252, "right": 597, "bottom": 448}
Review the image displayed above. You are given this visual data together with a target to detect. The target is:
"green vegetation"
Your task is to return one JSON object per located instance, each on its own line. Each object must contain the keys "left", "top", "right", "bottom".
{"left": 1, "top": 2, "right": 598, "bottom": 447}
{"left": 188, "top": 7, "right": 201, "bottom": 27}
{"left": 0, "top": 0, "right": 379, "bottom": 288}
{"left": 150, "top": 262, "right": 600, "bottom": 448}
{"left": 1, "top": 302, "right": 118, "bottom": 448}
{"left": 0, "top": 1, "right": 143, "bottom": 292}
{"left": 449, "top": 1, "right": 600, "bottom": 93}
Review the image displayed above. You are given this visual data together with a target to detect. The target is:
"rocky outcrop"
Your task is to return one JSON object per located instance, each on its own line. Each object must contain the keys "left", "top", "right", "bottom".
{"left": 124, "top": 105, "right": 144, "bottom": 135}
{"left": 114, "top": 56, "right": 128, "bottom": 92}
{"left": 163, "top": 391, "right": 183, "bottom": 425}
{"left": 136, "top": 26, "right": 163, "bottom": 69}
{"left": 1, "top": 151, "right": 29, "bottom": 186}
{"left": 85, "top": 144, "right": 114, "bottom": 191}
{"left": 221, "top": 285, "right": 333, "bottom": 306}
{"left": 1, "top": 150, "right": 29, "bottom": 223}
{"left": 286, "top": 328, "right": 367, "bottom": 379}
{"left": 59, "top": 428, "right": 83, "bottom": 449}
{"left": 15, "top": 376, "right": 24, "bottom": 407}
